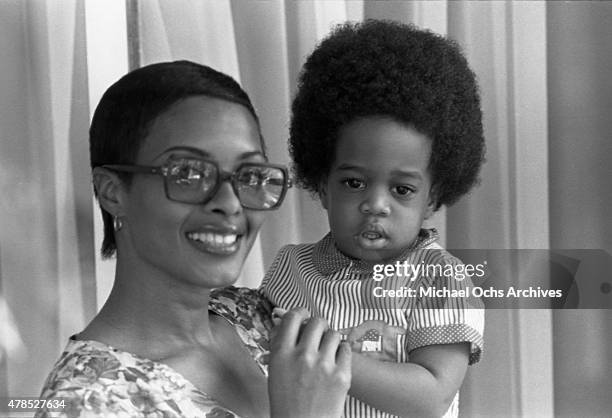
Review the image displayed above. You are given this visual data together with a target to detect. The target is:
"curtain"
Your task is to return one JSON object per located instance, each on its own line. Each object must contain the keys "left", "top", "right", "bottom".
{"left": 0, "top": 0, "right": 98, "bottom": 397}
{"left": 547, "top": 3, "right": 612, "bottom": 416}
{"left": 1, "top": 1, "right": 610, "bottom": 416}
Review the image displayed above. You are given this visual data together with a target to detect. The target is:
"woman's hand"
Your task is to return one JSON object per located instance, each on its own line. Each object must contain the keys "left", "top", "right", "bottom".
{"left": 268, "top": 308, "right": 351, "bottom": 418}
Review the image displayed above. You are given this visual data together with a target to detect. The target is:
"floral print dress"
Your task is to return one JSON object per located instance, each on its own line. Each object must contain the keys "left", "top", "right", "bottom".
{"left": 36, "top": 287, "right": 274, "bottom": 418}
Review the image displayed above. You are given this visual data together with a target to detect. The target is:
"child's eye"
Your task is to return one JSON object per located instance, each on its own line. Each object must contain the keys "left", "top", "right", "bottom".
{"left": 342, "top": 178, "right": 366, "bottom": 190}
{"left": 392, "top": 185, "right": 416, "bottom": 198}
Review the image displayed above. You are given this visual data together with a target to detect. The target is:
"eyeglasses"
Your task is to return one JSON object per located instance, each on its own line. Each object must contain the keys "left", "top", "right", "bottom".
{"left": 103, "top": 157, "right": 292, "bottom": 210}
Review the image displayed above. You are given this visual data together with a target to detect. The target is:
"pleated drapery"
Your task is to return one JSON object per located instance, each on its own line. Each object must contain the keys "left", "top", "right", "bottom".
{"left": 1, "top": 1, "right": 610, "bottom": 416}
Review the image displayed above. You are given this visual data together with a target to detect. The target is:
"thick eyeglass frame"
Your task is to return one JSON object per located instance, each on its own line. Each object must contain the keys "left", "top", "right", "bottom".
{"left": 102, "top": 157, "right": 292, "bottom": 210}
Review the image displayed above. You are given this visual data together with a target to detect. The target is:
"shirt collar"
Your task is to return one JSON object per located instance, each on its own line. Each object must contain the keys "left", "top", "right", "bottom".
{"left": 312, "top": 228, "right": 439, "bottom": 276}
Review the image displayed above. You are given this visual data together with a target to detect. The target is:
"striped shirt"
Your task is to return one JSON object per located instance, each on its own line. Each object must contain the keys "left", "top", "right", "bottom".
{"left": 260, "top": 229, "right": 484, "bottom": 418}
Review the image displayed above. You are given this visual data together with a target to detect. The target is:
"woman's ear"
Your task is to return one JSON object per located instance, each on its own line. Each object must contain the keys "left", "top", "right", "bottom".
{"left": 92, "top": 167, "right": 125, "bottom": 216}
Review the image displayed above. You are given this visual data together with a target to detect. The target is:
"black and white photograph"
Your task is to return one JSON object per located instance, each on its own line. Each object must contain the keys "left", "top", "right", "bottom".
{"left": 0, "top": 1, "right": 610, "bottom": 417}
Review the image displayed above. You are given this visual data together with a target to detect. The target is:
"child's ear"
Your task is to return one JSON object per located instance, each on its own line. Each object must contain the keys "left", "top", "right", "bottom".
{"left": 92, "top": 167, "right": 125, "bottom": 217}
{"left": 424, "top": 190, "right": 437, "bottom": 220}
{"left": 318, "top": 180, "right": 329, "bottom": 210}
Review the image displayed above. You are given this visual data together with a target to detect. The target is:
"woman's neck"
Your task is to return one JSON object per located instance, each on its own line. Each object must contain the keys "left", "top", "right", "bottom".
{"left": 80, "top": 257, "right": 219, "bottom": 360}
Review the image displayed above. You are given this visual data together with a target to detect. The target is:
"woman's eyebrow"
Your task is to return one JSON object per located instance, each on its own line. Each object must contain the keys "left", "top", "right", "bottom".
{"left": 154, "top": 147, "right": 265, "bottom": 161}
{"left": 240, "top": 150, "right": 267, "bottom": 161}
{"left": 154, "top": 146, "right": 210, "bottom": 159}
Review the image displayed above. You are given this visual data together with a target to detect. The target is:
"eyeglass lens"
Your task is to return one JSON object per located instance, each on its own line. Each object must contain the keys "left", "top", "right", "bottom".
{"left": 235, "top": 166, "right": 285, "bottom": 209}
{"left": 165, "top": 159, "right": 285, "bottom": 209}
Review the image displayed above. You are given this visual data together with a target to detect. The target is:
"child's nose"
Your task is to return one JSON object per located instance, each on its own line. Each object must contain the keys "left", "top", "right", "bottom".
{"left": 359, "top": 188, "right": 391, "bottom": 216}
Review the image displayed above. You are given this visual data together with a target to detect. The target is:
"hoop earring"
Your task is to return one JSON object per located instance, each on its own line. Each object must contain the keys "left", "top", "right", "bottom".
{"left": 113, "top": 216, "right": 124, "bottom": 232}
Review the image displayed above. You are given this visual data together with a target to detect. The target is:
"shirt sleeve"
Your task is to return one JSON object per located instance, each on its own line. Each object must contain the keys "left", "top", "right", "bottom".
{"left": 258, "top": 245, "right": 293, "bottom": 306}
{"left": 209, "top": 286, "right": 275, "bottom": 339}
{"left": 36, "top": 354, "right": 151, "bottom": 417}
{"left": 259, "top": 246, "right": 288, "bottom": 298}
{"left": 407, "top": 254, "right": 485, "bottom": 365}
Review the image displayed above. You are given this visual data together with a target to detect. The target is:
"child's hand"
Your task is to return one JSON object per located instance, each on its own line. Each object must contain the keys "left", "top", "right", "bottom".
{"left": 344, "top": 320, "right": 407, "bottom": 362}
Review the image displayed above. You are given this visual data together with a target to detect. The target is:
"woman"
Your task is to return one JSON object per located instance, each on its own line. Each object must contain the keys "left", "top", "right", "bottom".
{"left": 37, "top": 61, "right": 350, "bottom": 417}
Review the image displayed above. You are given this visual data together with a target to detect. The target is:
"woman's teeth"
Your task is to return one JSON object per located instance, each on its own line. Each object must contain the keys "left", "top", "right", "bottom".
{"left": 187, "top": 232, "right": 238, "bottom": 246}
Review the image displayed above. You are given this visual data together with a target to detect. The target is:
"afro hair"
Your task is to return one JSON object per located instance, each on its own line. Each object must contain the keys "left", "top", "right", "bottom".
{"left": 289, "top": 20, "right": 485, "bottom": 210}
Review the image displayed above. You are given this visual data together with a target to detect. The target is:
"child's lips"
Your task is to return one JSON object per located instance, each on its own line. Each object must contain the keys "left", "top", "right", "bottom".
{"left": 354, "top": 224, "right": 389, "bottom": 249}
{"left": 360, "top": 223, "right": 387, "bottom": 237}
{"left": 362, "top": 231, "right": 384, "bottom": 240}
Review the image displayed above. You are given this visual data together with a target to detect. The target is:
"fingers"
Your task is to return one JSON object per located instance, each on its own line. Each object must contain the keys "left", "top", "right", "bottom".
{"left": 272, "top": 307, "right": 349, "bottom": 371}
{"left": 298, "top": 317, "right": 329, "bottom": 353}
{"left": 271, "top": 307, "right": 309, "bottom": 352}
{"left": 299, "top": 319, "right": 350, "bottom": 378}
{"left": 271, "top": 307, "right": 287, "bottom": 326}
{"left": 318, "top": 328, "right": 342, "bottom": 358}
{"left": 336, "top": 340, "right": 352, "bottom": 370}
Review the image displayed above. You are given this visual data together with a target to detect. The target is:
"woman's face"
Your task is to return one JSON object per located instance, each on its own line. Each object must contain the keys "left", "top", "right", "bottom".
{"left": 119, "top": 96, "right": 267, "bottom": 289}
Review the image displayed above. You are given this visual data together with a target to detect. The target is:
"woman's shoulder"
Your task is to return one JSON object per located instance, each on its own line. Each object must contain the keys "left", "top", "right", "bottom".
{"left": 37, "top": 338, "right": 147, "bottom": 416}
{"left": 39, "top": 338, "right": 126, "bottom": 397}
{"left": 37, "top": 338, "right": 236, "bottom": 417}
{"left": 209, "top": 286, "right": 274, "bottom": 373}
{"left": 209, "top": 286, "right": 274, "bottom": 325}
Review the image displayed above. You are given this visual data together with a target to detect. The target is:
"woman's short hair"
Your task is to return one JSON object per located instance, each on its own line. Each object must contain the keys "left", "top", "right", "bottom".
{"left": 90, "top": 60, "right": 263, "bottom": 258}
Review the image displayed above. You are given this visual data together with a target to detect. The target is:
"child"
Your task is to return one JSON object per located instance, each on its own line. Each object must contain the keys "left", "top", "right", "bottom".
{"left": 261, "top": 20, "right": 485, "bottom": 418}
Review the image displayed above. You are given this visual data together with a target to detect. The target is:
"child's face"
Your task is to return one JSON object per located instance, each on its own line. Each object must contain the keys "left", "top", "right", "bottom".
{"left": 320, "top": 116, "right": 435, "bottom": 262}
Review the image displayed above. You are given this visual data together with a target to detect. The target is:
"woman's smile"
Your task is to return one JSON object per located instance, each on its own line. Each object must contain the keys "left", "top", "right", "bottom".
{"left": 186, "top": 227, "right": 243, "bottom": 255}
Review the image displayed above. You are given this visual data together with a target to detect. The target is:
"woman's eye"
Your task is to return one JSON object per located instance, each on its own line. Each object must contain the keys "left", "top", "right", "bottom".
{"left": 393, "top": 185, "right": 415, "bottom": 197}
{"left": 177, "top": 167, "right": 201, "bottom": 184}
{"left": 238, "top": 169, "right": 264, "bottom": 186}
{"left": 169, "top": 162, "right": 203, "bottom": 186}
{"left": 342, "top": 178, "right": 366, "bottom": 190}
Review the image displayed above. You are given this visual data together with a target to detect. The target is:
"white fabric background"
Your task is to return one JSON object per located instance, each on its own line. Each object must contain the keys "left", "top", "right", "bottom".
{"left": 0, "top": 1, "right": 610, "bottom": 416}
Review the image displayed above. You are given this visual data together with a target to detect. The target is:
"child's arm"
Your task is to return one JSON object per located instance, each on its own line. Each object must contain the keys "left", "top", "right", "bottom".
{"left": 349, "top": 342, "right": 470, "bottom": 418}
